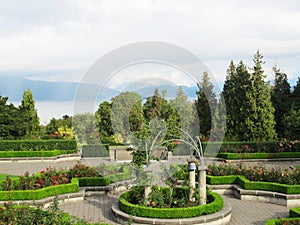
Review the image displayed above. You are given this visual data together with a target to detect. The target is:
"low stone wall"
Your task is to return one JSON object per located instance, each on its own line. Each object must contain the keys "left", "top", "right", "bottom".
{"left": 210, "top": 184, "right": 300, "bottom": 207}
{"left": 109, "top": 146, "right": 168, "bottom": 161}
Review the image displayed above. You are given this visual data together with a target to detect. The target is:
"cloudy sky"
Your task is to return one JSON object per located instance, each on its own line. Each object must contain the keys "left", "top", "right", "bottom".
{"left": 1, "top": 0, "right": 300, "bottom": 91}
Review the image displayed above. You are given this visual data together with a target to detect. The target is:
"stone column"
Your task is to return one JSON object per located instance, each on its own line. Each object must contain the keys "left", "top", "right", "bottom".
{"left": 198, "top": 166, "right": 207, "bottom": 205}
{"left": 188, "top": 161, "right": 196, "bottom": 202}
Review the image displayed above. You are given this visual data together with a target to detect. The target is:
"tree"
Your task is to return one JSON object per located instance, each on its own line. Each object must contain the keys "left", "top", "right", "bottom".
{"left": 143, "top": 88, "right": 170, "bottom": 122}
{"left": 73, "top": 113, "right": 99, "bottom": 144}
{"left": 291, "top": 77, "right": 300, "bottom": 110}
{"left": 0, "top": 96, "right": 25, "bottom": 139}
{"left": 95, "top": 101, "right": 113, "bottom": 137}
{"left": 45, "top": 115, "right": 72, "bottom": 135}
{"left": 271, "top": 66, "right": 291, "bottom": 137}
{"left": 249, "top": 51, "right": 276, "bottom": 140}
{"left": 283, "top": 109, "right": 300, "bottom": 139}
{"left": 110, "top": 92, "right": 144, "bottom": 141}
{"left": 195, "top": 71, "right": 217, "bottom": 138}
{"left": 19, "top": 88, "right": 40, "bottom": 138}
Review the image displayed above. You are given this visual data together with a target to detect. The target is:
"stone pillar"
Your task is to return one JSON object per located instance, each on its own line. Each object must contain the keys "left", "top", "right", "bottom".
{"left": 198, "top": 166, "right": 207, "bottom": 205}
{"left": 188, "top": 161, "right": 196, "bottom": 202}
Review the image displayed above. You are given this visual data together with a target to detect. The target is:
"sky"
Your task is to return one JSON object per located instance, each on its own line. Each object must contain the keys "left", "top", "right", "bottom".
{"left": 0, "top": 1, "right": 300, "bottom": 86}
{"left": 1, "top": 1, "right": 300, "bottom": 123}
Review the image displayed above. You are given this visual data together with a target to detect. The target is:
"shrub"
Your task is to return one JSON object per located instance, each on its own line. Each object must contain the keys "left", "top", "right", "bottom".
{"left": 218, "top": 152, "right": 300, "bottom": 159}
{"left": 0, "top": 140, "right": 77, "bottom": 151}
{"left": 68, "top": 163, "right": 100, "bottom": 178}
{"left": 0, "top": 150, "right": 77, "bottom": 158}
{"left": 290, "top": 207, "right": 300, "bottom": 218}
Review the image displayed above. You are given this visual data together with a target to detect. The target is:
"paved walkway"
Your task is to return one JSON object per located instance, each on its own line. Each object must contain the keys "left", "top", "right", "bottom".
{"left": 0, "top": 157, "right": 298, "bottom": 224}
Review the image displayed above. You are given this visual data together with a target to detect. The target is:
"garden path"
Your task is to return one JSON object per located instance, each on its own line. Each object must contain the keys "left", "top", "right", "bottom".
{"left": 0, "top": 157, "right": 298, "bottom": 224}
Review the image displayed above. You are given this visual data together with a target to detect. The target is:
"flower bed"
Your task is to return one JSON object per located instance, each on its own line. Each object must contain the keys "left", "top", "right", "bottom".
{"left": 118, "top": 187, "right": 224, "bottom": 219}
{"left": 208, "top": 163, "right": 300, "bottom": 185}
{"left": 218, "top": 152, "right": 300, "bottom": 160}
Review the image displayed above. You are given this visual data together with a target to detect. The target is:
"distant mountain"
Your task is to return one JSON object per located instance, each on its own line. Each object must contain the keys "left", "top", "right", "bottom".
{"left": 0, "top": 76, "right": 119, "bottom": 102}
{"left": 0, "top": 75, "right": 199, "bottom": 102}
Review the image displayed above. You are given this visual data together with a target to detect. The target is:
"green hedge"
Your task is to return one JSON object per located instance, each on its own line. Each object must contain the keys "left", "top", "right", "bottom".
{"left": 218, "top": 152, "right": 300, "bottom": 159}
{"left": 119, "top": 188, "right": 223, "bottom": 219}
{"left": 0, "top": 140, "right": 77, "bottom": 151}
{"left": 0, "top": 150, "right": 77, "bottom": 158}
{"left": 0, "top": 178, "right": 79, "bottom": 201}
{"left": 81, "top": 144, "right": 109, "bottom": 157}
{"left": 265, "top": 218, "right": 300, "bottom": 225}
{"left": 290, "top": 207, "right": 300, "bottom": 218}
{"left": 265, "top": 207, "right": 300, "bottom": 224}
{"left": 78, "top": 172, "right": 131, "bottom": 186}
{"left": 207, "top": 175, "right": 300, "bottom": 194}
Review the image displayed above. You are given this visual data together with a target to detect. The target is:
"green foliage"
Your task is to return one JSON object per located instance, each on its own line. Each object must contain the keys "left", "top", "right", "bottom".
{"left": 0, "top": 96, "right": 25, "bottom": 139}
{"left": 73, "top": 113, "right": 99, "bottom": 145}
{"left": 119, "top": 188, "right": 223, "bottom": 219}
{"left": 95, "top": 101, "right": 113, "bottom": 137}
{"left": 195, "top": 71, "right": 217, "bottom": 138}
{"left": 271, "top": 67, "right": 292, "bottom": 138}
{"left": 0, "top": 178, "right": 79, "bottom": 201}
{"left": 223, "top": 52, "right": 276, "bottom": 141}
{"left": 290, "top": 207, "right": 300, "bottom": 218}
{"left": 0, "top": 150, "right": 77, "bottom": 158}
{"left": 19, "top": 88, "right": 40, "bottom": 138}
{"left": 44, "top": 115, "right": 72, "bottom": 136}
{"left": 218, "top": 152, "right": 300, "bottom": 160}
{"left": 0, "top": 139, "right": 77, "bottom": 151}
{"left": 290, "top": 77, "right": 300, "bottom": 110}
{"left": 284, "top": 109, "right": 300, "bottom": 140}
{"left": 78, "top": 172, "right": 131, "bottom": 186}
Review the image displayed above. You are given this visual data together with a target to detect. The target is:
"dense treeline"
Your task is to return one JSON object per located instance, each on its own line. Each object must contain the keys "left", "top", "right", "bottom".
{"left": 0, "top": 51, "right": 299, "bottom": 143}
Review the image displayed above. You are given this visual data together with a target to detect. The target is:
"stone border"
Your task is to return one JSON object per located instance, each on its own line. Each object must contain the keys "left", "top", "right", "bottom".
{"left": 0, "top": 153, "right": 81, "bottom": 162}
{"left": 111, "top": 197, "right": 232, "bottom": 225}
{"left": 210, "top": 184, "right": 300, "bottom": 207}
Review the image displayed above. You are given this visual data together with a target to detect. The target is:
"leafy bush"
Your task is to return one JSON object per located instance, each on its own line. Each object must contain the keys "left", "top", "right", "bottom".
{"left": 119, "top": 188, "right": 223, "bottom": 219}
{"left": 68, "top": 163, "right": 100, "bottom": 178}
{"left": 290, "top": 207, "right": 300, "bottom": 218}
{"left": 0, "top": 140, "right": 77, "bottom": 151}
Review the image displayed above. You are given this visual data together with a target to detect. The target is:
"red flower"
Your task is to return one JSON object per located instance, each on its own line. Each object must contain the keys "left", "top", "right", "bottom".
{"left": 173, "top": 140, "right": 180, "bottom": 145}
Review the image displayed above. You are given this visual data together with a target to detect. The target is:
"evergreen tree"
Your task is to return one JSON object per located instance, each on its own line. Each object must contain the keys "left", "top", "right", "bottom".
{"left": 195, "top": 71, "right": 217, "bottom": 138}
{"left": 291, "top": 77, "right": 300, "bottom": 110}
{"left": 249, "top": 51, "right": 276, "bottom": 140}
{"left": 0, "top": 96, "right": 25, "bottom": 139}
{"left": 271, "top": 66, "right": 291, "bottom": 137}
{"left": 95, "top": 101, "right": 113, "bottom": 137}
{"left": 19, "top": 88, "right": 40, "bottom": 138}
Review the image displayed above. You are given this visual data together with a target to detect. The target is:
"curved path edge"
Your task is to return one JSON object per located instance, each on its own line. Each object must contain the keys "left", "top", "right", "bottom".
{"left": 111, "top": 198, "right": 232, "bottom": 225}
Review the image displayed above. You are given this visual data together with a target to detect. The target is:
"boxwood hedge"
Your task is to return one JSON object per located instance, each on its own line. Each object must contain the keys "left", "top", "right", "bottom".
{"left": 0, "top": 140, "right": 77, "bottom": 151}
{"left": 119, "top": 188, "right": 223, "bottom": 219}
{"left": 218, "top": 152, "right": 300, "bottom": 160}
{"left": 207, "top": 175, "right": 300, "bottom": 194}
{"left": 265, "top": 207, "right": 300, "bottom": 224}
{"left": 0, "top": 178, "right": 79, "bottom": 201}
{"left": 0, "top": 150, "right": 77, "bottom": 158}
{"left": 78, "top": 172, "right": 131, "bottom": 186}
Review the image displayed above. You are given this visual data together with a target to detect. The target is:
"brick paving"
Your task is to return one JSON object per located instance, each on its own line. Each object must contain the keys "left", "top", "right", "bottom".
{"left": 0, "top": 157, "right": 298, "bottom": 224}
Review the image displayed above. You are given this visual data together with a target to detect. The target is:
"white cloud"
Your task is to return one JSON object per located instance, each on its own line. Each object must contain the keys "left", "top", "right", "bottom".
{"left": 0, "top": 0, "right": 299, "bottom": 86}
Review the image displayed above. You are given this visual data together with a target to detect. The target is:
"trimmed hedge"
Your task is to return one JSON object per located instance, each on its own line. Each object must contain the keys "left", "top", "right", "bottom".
{"left": 81, "top": 144, "right": 109, "bottom": 157}
{"left": 0, "top": 178, "right": 79, "bottom": 201}
{"left": 0, "top": 150, "right": 77, "bottom": 158}
{"left": 265, "top": 218, "right": 300, "bottom": 225}
{"left": 218, "top": 152, "right": 300, "bottom": 160}
{"left": 265, "top": 207, "right": 300, "bottom": 224}
{"left": 78, "top": 172, "right": 131, "bottom": 186}
{"left": 0, "top": 140, "right": 77, "bottom": 151}
{"left": 290, "top": 207, "right": 300, "bottom": 218}
{"left": 119, "top": 188, "right": 223, "bottom": 219}
{"left": 207, "top": 175, "right": 300, "bottom": 194}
